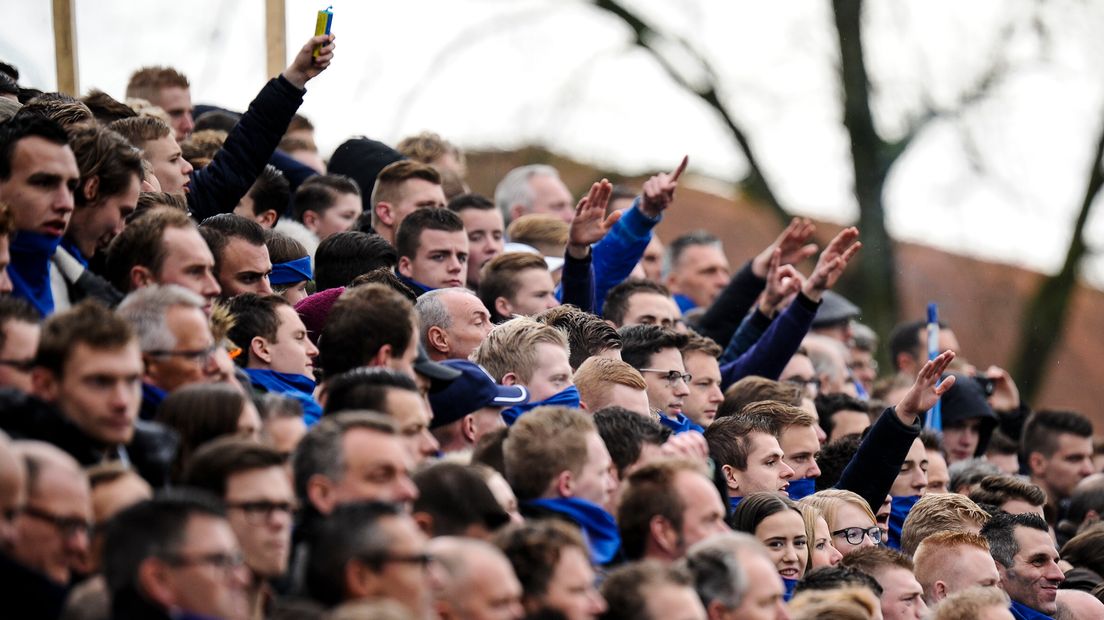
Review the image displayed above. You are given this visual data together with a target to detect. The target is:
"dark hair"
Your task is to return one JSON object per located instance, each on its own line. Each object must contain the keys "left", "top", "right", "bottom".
{"left": 593, "top": 406, "right": 670, "bottom": 477}
{"left": 305, "top": 501, "right": 405, "bottom": 607}
{"left": 666, "top": 231, "right": 720, "bottom": 270}
{"left": 395, "top": 206, "right": 464, "bottom": 259}
{"left": 600, "top": 561, "right": 693, "bottom": 620}
{"left": 1059, "top": 526, "right": 1104, "bottom": 577}
{"left": 293, "top": 174, "right": 361, "bottom": 221}
{"left": 317, "top": 284, "right": 415, "bottom": 378}
{"left": 181, "top": 437, "right": 286, "bottom": 497}
{"left": 729, "top": 492, "right": 799, "bottom": 533}
{"left": 814, "top": 434, "right": 863, "bottom": 491}
{"left": 617, "top": 459, "right": 703, "bottom": 561}
{"left": 412, "top": 463, "right": 510, "bottom": 536}
{"left": 618, "top": 324, "right": 689, "bottom": 371}
{"left": 224, "top": 293, "right": 291, "bottom": 366}
{"left": 14, "top": 92, "right": 93, "bottom": 128}
{"left": 193, "top": 110, "right": 239, "bottom": 133}
{"left": 720, "top": 377, "right": 803, "bottom": 419}
{"left": 603, "top": 279, "right": 672, "bottom": 326}
{"left": 243, "top": 165, "right": 290, "bottom": 222}
{"left": 0, "top": 72, "right": 17, "bottom": 99}
{"left": 199, "top": 213, "right": 266, "bottom": 245}
{"left": 887, "top": 320, "right": 947, "bottom": 370}
{"left": 534, "top": 305, "right": 622, "bottom": 370}
{"left": 157, "top": 383, "right": 251, "bottom": 482}
{"left": 1022, "top": 410, "right": 1093, "bottom": 460}
{"left": 0, "top": 297, "right": 39, "bottom": 350}
{"left": 291, "top": 412, "right": 398, "bottom": 504}
{"left": 493, "top": 520, "right": 588, "bottom": 602}
{"left": 348, "top": 267, "right": 418, "bottom": 302}
{"left": 447, "top": 192, "right": 494, "bottom": 213}
{"left": 472, "top": 427, "right": 509, "bottom": 477}
{"left": 814, "top": 392, "right": 871, "bottom": 439}
{"left": 919, "top": 429, "right": 943, "bottom": 453}
{"left": 314, "top": 231, "right": 397, "bottom": 291}
{"left": 704, "top": 414, "right": 782, "bottom": 472}
{"left": 793, "top": 566, "right": 883, "bottom": 597}
{"left": 323, "top": 367, "right": 418, "bottom": 415}
{"left": 479, "top": 252, "right": 549, "bottom": 323}
{"left": 68, "top": 125, "right": 143, "bottom": 208}
{"left": 0, "top": 115, "right": 70, "bottom": 180}
{"left": 980, "top": 511, "right": 1050, "bottom": 568}
{"left": 102, "top": 490, "right": 227, "bottom": 611}
{"left": 264, "top": 229, "right": 308, "bottom": 264}
{"left": 986, "top": 431, "right": 1020, "bottom": 457}
{"left": 81, "top": 89, "right": 138, "bottom": 124}
{"left": 968, "top": 475, "right": 1047, "bottom": 509}
{"left": 105, "top": 206, "right": 195, "bottom": 293}
{"left": 34, "top": 300, "right": 135, "bottom": 375}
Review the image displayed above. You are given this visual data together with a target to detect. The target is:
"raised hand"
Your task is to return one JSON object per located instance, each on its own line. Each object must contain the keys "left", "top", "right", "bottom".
{"left": 896, "top": 350, "right": 956, "bottom": 422}
{"left": 984, "top": 365, "right": 1021, "bottom": 411}
{"left": 759, "top": 248, "right": 803, "bottom": 316}
{"left": 284, "top": 34, "right": 336, "bottom": 89}
{"left": 660, "top": 430, "right": 709, "bottom": 462}
{"left": 639, "top": 155, "right": 689, "bottom": 218}
{"left": 566, "top": 179, "right": 619, "bottom": 259}
{"left": 801, "top": 226, "right": 861, "bottom": 301}
{"left": 752, "top": 217, "right": 818, "bottom": 278}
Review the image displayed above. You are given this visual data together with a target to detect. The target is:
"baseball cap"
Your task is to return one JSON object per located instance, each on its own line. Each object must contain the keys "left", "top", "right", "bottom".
{"left": 429, "top": 360, "right": 528, "bottom": 428}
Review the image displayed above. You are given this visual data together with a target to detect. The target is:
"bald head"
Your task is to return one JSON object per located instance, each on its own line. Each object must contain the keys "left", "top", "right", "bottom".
{"left": 429, "top": 536, "right": 524, "bottom": 620}
{"left": 1056, "top": 589, "right": 1104, "bottom": 620}
{"left": 0, "top": 431, "right": 26, "bottom": 552}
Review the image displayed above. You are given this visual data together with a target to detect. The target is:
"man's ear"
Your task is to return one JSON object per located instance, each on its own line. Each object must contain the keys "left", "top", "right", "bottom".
{"left": 426, "top": 325, "right": 450, "bottom": 356}
{"left": 1027, "top": 451, "right": 1046, "bottom": 476}
{"left": 933, "top": 580, "right": 948, "bottom": 603}
{"left": 369, "top": 344, "right": 394, "bottom": 368}
{"left": 306, "top": 474, "right": 337, "bottom": 516}
{"left": 257, "top": 209, "right": 278, "bottom": 229}
{"left": 251, "top": 336, "right": 271, "bottom": 365}
{"left": 375, "top": 202, "right": 395, "bottom": 227}
{"left": 501, "top": 372, "right": 519, "bottom": 387}
{"left": 494, "top": 297, "right": 513, "bottom": 321}
{"left": 137, "top": 557, "right": 176, "bottom": 609}
{"left": 721, "top": 464, "right": 740, "bottom": 494}
{"left": 554, "top": 469, "right": 574, "bottom": 498}
{"left": 397, "top": 256, "right": 414, "bottom": 278}
{"left": 30, "top": 368, "right": 60, "bottom": 403}
{"left": 509, "top": 204, "right": 525, "bottom": 224}
{"left": 411, "top": 511, "right": 434, "bottom": 537}
{"left": 82, "top": 176, "right": 100, "bottom": 203}
{"left": 461, "top": 414, "right": 477, "bottom": 443}
{"left": 649, "top": 515, "right": 679, "bottom": 556}
{"left": 301, "top": 210, "right": 319, "bottom": 232}
{"left": 129, "top": 265, "right": 154, "bottom": 290}
{"left": 344, "top": 559, "right": 378, "bottom": 600}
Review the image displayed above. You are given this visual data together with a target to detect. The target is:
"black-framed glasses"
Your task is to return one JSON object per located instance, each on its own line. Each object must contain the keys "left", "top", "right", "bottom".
{"left": 785, "top": 376, "right": 821, "bottom": 395}
{"left": 831, "top": 526, "right": 882, "bottom": 546}
{"left": 638, "top": 368, "right": 692, "bottom": 386}
{"left": 161, "top": 550, "right": 246, "bottom": 573}
{"left": 0, "top": 358, "right": 35, "bottom": 372}
{"left": 145, "top": 344, "right": 219, "bottom": 364}
{"left": 356, "top": 552, "right": 435, "bottom": 569}
{"left": 21, "top": 505, "right": 92, "bottom": 539}
{"left": 225, "top": 500, "right": 297, "bottom": 524}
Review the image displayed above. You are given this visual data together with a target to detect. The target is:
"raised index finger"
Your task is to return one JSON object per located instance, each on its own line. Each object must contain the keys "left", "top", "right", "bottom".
{"left": 670, "top": 155, "right": 689, "bottom": 182}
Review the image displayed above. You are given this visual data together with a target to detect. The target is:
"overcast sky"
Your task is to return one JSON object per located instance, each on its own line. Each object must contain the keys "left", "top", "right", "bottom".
{"left": 5, "top": 0, "right": 1104, "bottom": 287}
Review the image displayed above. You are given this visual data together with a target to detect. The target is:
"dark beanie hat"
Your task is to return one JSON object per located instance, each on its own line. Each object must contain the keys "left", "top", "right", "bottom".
{"left": 327, "top": 137, "right": 405, "bottom": 213}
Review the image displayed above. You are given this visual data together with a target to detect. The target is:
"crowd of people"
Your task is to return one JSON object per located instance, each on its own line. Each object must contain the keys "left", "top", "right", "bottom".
{"left": 0, "top": 30, "right": 1103, "bottom": 620}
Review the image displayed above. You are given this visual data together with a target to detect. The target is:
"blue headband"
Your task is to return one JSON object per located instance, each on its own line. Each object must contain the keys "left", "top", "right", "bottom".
{"left": 270, "top": 255, "right": 313, "bottom": 285}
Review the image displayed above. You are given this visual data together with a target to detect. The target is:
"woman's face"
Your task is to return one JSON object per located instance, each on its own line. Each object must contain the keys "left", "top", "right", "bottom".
{"left": 754, "top": 509, "right": 808, "bottom": 581}
{"left": 810, "top": 515, "right": 843, "bottom": 569}
{"left": 830, "top": 502, "right": 879, "bottom": 556}
{"left": 237, "top": 400, "right": 262, "bottom": 442}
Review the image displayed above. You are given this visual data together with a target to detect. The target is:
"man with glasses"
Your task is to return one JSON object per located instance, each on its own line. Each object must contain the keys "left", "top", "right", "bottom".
{"left": 182, "top": 437, "right": 296, "bottom": 618}
{"left": 102, "top": 489, "right": 251, "bottom": 620}
{"left": 0, "top": 296, "right": 39, "bottom": 393}
{"left": 305, "top": 501, "right": 434, "bottom": 617}
{"left": 116, "top": 284, "right": 221, "bottom": 421}
{"left": 619, "top": 324, "right": 698, "bottom": 434}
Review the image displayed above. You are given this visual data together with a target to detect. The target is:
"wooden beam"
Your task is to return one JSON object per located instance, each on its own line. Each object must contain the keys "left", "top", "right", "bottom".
{"left": 265, "top": 0, "right": 287, "bottom": 79}
{"left": 51, "top": 0, "right": 79, "bottom": 95}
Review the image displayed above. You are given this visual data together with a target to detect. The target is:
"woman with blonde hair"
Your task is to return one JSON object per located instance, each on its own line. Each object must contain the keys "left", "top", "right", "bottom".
{"left": 800, "top": 503, "right": 843, "bottom": 570}
{"left": 801, "top": 489, "right": 881, "bottom": 557}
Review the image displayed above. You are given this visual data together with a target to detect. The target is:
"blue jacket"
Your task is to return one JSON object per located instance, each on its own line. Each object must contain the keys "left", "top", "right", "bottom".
{"left": 718, "top": 292, "right": 819, "bottom": 391}
{"left": 187, "top": 75, "right": 306, "bottom": 222}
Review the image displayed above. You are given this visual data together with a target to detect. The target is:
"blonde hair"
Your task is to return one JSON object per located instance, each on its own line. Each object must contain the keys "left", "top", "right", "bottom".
{"left": 800, "top": 489, "right": 877, "bottom": 531}
{"left": 503, "top": 406, "right": 595, "bottom": 501}
{"left": 799, "top": 503, "right": 825, "bottom": 572}
{"left": 574, "top": 357, "right": 646, "bottom": 410}
{"left": 507, "top": 214, "right": 569, "bottom": 256}
{"left": 929, "top": 586, "right": 1009, "bottom": 620}
{"left": 789, "top": 586, "right": 880, "bottom": 620}
{"left": 472, "top": 316, "right": 569, "bottom": 385}
{"left": 900, "top": 493, "right": 989, "bottom": 556}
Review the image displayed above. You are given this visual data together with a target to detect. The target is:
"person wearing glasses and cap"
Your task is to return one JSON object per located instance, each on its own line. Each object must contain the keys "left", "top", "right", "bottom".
{"left": 428, "top": 359, "right": 528, "bottom": 455}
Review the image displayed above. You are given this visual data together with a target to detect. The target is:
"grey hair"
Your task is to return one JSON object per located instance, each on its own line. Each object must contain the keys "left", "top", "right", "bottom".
{"left": 681, "top": 532, "right": 761, "bottom": 610}
{"left": 947, "top": 458, "right": 1003, "bottom": 495}
{"left": 851, "top": 322, "right": 878, "bottom": 352}
{"left": 494, "top": 164, "right": 559, "bottom": 225}
{"left": 291, "top": 411, "right": 397, "bottom": 505}
{"left": 115, "top": 284, "right": 206, "bottom": 352}
{"left": 803, "top": 334, "right": 849, "bottom": 384}
{"left": 980, "top": 511, "right": 1049, "bottom": 568}
{"left": 429, "top": 537, "right": 508, "bottom": 603}
{"left": 662, "top": 230, "right": 722, "bottom": 278}
{"left": 414, "top": 287, "right": 476, "bottom": 345}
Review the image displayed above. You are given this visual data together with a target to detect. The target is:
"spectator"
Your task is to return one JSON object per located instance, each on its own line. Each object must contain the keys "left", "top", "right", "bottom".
{"left": 198, "top": 213, "right": 274, "bottom": 297}
{"left": 921, "top": 430, "right": 950, "bottom": 494}
{"left": 1022, "top": 410, "right": 1095, "bottom": 525}
{"left": 479, "top": 252, "right": 559, "bottom": 323}
{"left": 600, "top": 560, "right": 706, "bottom": 620}
{"left": 264, "top": 229, "right": 312, "bottom": 305}
{"left": 682, "top": 531, "right": 789, "bottom": 620}
{"left": 899, "top": 492, "right": 990, "bottom": 556}
{"left": 681, "top": 333, "right": 724, "bottom": 428}
{"left": 429, "top": 537, "right": 524, "bottom": 620}
{"left": 620, "top": 325, "right": 697, "bottom": 433}
{"left": 369, "top": 160, "right": 446, "bottom": 246}
{"left": 663, "top": 231, "right": 730, "bottom": 313}
{"left": 968, "top": 475, "right": 1047, "bottom": 519}
{"left": 157, "top": 383, "right": 260, "bottom": 481}
{"left": 293, "top": 174, "right": 362, "bottom": 242}
{"left": 800, "top": 503, "right": 843, "bottom": 570}
{"left": 426, "top": 359, "right": 526, "bottom": 455}
{"left": 741, "top": 401, "right": 820, "bottom": 501}
{"left": 535, "top": 304, "right": 623, "bottom": 371}
{"left": 602, "top": 279, "right": 681, "bottom": 330}
{"left": 473, "top": 317, "right": 577, "bottom": 424}
{"left": 394, "top": 207, "right": 469, "bottom": 294}
{"left": 801, "top": 490, "right": 880, "bottom": 558}
{"left": 448, "top": 193, "right": 503, "bottom": 289}
{"left": 317, "top": 284, "right": 418, "bottom": 380}
{"left": 411, "top": 463, "right": 510, "bottom": 539}
{"left": 705, "top": 414, "right": 792, "bottom": 505}
{"left": 815, "top": 392, "right": 873, "bottom": 443}
{"left": 912, "top": 532, "right": 1002, "bottom": 605}
{"left": 929, "top": 586, "right": 1011, "bottom": 620}
{"left": 415, "top": 287, "right": 493, "bottom": 362}
{"left": 981, "top": 512, "right": 1065, "bottom": 618}
{"left": 0, "top": 296, "right": 39, "bottom": 393}
{"left": 574, "top": 357, "right": 651, "bottom": 416}
{"left": 730, "top": 493, "right": 809, "bottom": 600}
{"left": 840, "top": 546, "right": 928, "bottom": 620}
{"left": 312, "top": 230, "right": 396, "bottom": 291}
{"left": 232, "top": 164, "right": 289, "bottom": 229}
{"left": 494, "top": 520, "right": 607, "bottom": 619}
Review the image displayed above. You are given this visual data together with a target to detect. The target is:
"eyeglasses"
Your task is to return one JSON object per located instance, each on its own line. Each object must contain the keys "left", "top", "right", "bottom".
{"left": 638, "top": 369, "right": 692, "bottom": 386}
{"left": 0, "top": 358, "right": 35, "bottom": 372}
{"left": 21, "top": 505, "right": 92, "bottom": 539}
{"left": 831, "top": 526, "right": 882, "bottom": 546}
{"left": 161, "top": 550, "right": 247, "bottom": 574}
{"left": 356, "top": 552, "right": 435, "bottom": 569}
{"left": 145, "top": 343, "right": 219, "bottom": 364}
{"left": 785, "top": 376, "right": 821, "bottom": 395}
{"left": 225, "top": 500, "right": 297, "bottom": 524}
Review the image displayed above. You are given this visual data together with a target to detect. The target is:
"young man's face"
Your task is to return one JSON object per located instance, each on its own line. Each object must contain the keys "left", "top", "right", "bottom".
{"left": 874, "top": 566, "right": 928, "bottom": 620}
{"left": 500, "top": 267, "right": 558, "bottom": 318}
{"left": 828, "top": 409, "right": 871, "bottom": 443}
{"left": 153, "top": 226, "right": 221, "bottom": 313}
{"left": 306, "top": 192, "right": 361, "bottom": 241}
{"left": 142, "top": 135, "right": 193, "bottom": 194}
{"left": 1032, "top": 433, "right": 1094, "bottom": 500}
{"left": 727, "top": 431, "right": 794, "bottom": 497}
{"left": 667, "top": 244, "right": 730, "bottom": 309}
{"left": 457, "top": 208, "right": 504, "bottom": 287}
{"left": 571, "top": 432, "right": 615, "bottom": 507}
{"left": 262, "top": 305, "right": 318, "bottom": 377}
{"left": 0, "top": 136, "right": 79, "bottom": 236}
{"left": 640, "top": 347, "right": 690, "bottom": 419}
{"left": 779, "top": 423, "right": 821, "bottom": 481}
{"left": 70, "top": 173, "right": 141, "bottom": 258}
{"left": 379, "top": 179, "right": 447, "bottom": 240}
{"left": 925, "top": 449, "right": 949, "bottom": 494}
{"left": 521, "top": 342, "right": 573, "bottom": 402}
{"left": 0, "top": 319, "right": 39, "bottom": 393}
{"left": 942, "top": 418, "right": 983, "bottom": 464}
{"left": 997, "top": 525, "right": 1064, "bottom": 616}
{"left": 399, "top": 228, "right": 469, "bottom": 290}
{"left": 155, "top": 85, "right": 195, "bottom": 141}
{"left": 223, "top": 466, "right": 295, "bottom": 579}
{"left": 682, "top": 351, "right": 723, "bottom": 427}
{"left": 216, "top": 237, "right": 273, "bottom": 298}
{"left": 619, "top": 292, "right": 681, "bottom": 329}
{"left": 674, "top": 470, "right": 729, "bottom": 553}
{"left": 383, "top": 387, "right": 440, "bottom": 466}
{"left": 40, "top": 341, "right": 143, "bottom": 446}
{"left": 890, "top": 438, "right": 929, "bottom": 497}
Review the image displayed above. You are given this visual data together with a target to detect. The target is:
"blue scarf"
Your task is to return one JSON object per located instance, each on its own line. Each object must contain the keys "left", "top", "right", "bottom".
{"left": 270, "top": 256, "right": 312, "bottom": 285}
{"left": 658, "top": 412, "right": 704, "bottom": 435}
{"left": 1009, "top": 601, "right": 1054, "bottom": 620}
{"left": 729, "top": 496, "right": 743, "bottom": 511}
{"left": 887, "top": 495, "right": 920, "bottom": 550}
{"left": 673, "top": 293, "right": 697, "bottom": 313}
{"left": 502, "top": 385, "right": 580, "bottom": 425}
{"left": 245, "top": 369, "right": 323, "bottom": 426}
{"left": 787, "top": 478, "right": 817, "bottom": 501}
{"left": 783, "top": 577, "right": 799, "bottom": 602}
{"left": 9, "top": 231, "right": 63, "bottom": 316}
{"left": 396, "top": 272, "right": 434, "bottom": 296}
{"left": 527, "top": 497, "right": 620, "bottom": 565}
{"left": 60, "top": 237, "right": 88, "bottom": 267}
